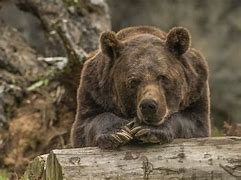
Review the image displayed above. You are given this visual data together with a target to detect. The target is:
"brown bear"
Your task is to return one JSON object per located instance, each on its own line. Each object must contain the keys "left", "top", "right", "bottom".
{"left": 71, "top": 26, "right": 211, "bottom": 149}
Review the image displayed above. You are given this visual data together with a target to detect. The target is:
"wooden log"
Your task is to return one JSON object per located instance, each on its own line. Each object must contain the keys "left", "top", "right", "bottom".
{"left": 23, "top": 137, "right": 241, "bottom": 180}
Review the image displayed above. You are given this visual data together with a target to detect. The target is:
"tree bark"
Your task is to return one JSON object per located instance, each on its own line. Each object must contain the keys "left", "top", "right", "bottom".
{"left": 23, "top": 136, "right": 241, "bottom": 180}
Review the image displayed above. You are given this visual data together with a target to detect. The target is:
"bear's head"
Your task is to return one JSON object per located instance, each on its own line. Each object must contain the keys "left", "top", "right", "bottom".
{"left": 99, "top": 27, "right": 207, "bottom": 126}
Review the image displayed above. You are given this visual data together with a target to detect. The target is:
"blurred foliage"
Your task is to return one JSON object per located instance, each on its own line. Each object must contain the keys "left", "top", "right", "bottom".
{"left": 0, "top": 170, "right": 8, "bottom": 180}
{"left": 0, "top": 0, "right": 110, "bottom": 176}
{"left": 27, "top": 79, "right": 49, "bottom": 92}
{"left": 63, "top": 0, "right": 80, "bottom": 6}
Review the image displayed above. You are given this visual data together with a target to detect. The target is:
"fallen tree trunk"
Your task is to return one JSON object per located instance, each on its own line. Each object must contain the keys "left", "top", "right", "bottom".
{"left": 23, "top": 136, "right": 241, "bottom": 180}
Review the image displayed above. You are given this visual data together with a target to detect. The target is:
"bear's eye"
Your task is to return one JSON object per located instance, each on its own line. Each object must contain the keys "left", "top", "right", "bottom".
{"left": 158, "top": 75, "right": 170, "bottom": 86}
{"left": 128, "top": 79, "right": 141, "bottom": 89}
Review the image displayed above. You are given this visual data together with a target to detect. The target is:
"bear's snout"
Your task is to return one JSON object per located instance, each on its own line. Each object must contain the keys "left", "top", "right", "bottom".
{"left": 137, "top": 84, "right": 167, "bottom": 126}
{"left": 139, "top": 98, "right": 158, "bottom": 115}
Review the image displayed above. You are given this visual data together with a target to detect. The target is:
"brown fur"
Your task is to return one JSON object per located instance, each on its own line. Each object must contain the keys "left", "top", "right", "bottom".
{"left": 71, "top": 26, "right": 211, "bottom": 148}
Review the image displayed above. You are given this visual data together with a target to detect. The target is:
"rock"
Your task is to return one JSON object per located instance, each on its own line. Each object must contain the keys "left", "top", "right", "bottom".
{"left": 0, "top": 0, "right": 111, "bottom": 174}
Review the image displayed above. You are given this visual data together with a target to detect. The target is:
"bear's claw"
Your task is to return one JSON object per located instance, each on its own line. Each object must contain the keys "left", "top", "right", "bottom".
{"left": 116, "top": 131, "right": 132, "bottom": 141}
{"left": 98, "top": 119, "right": 166, "bottom": 149}
{"left": 134, "top": 128, "right": 150, "bottom": 137}
{"left": 110, "top": 134, "right": 123, "bottom": 143}
{"left": 131, "top": 126, "right": 161, "bottom": 144}
{"left": 126, "top": 120, "right": 136, "bottom": 129}
{"left": 122, "top": 126, "right": 131, "bottom": 133}
{"left": 130, "top": 126, "right": 142, "bottom": 135}
{"left": 110, "top": 126, "right": 133, "bottom": 145}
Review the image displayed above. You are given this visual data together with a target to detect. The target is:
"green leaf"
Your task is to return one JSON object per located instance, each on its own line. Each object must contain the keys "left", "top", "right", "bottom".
{"left": 27, "top": 79, "right": 49, "bottom": 91}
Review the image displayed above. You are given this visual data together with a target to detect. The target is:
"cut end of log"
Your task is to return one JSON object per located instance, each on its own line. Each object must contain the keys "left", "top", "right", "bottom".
{"left": 46, "top": 151, "right": 63, "bottom": 180}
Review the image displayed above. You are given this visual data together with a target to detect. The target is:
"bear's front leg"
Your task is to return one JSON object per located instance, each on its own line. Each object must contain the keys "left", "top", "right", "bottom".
{"left": 72, "top": 112, "right": 134, "bottom": 149}
{"left": 129, "top": 121, "right": 175, "bottom": 144}
{"left": 96, "top": 121, "right": 134, "bottom": 149}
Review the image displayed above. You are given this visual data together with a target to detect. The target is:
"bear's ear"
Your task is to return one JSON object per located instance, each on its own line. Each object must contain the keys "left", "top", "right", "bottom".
{"left": 166, "top": 27, "right": 191, "bottom": 56}
{"left": 100, "top": 31, "right": 123, "bottom": 59}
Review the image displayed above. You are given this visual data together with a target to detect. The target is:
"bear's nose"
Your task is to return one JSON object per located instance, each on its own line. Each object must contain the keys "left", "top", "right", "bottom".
{"left": 139, "top": 99, "right": 158, "bottom": 115}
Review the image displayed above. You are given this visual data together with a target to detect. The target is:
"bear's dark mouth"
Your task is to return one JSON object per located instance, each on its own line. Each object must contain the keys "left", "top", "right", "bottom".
{"left": 137, "top": 110, "right": 164, "bottom": 126}
{"left": 137, "top": 107, "right": 171, "bottom": 126}
{"left": 143, "top": 119, "right": 162, "bottom": 126}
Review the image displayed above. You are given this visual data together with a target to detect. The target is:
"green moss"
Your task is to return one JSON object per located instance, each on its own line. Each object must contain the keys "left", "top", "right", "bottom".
{"left": 212, "top": 126, "right": 224, "bottom": 137}
{"left": 21, "top": 156, "right": 46, "bottom": 180}
{"left": 0, "top": 170, "right": 9, "bottom": 180}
